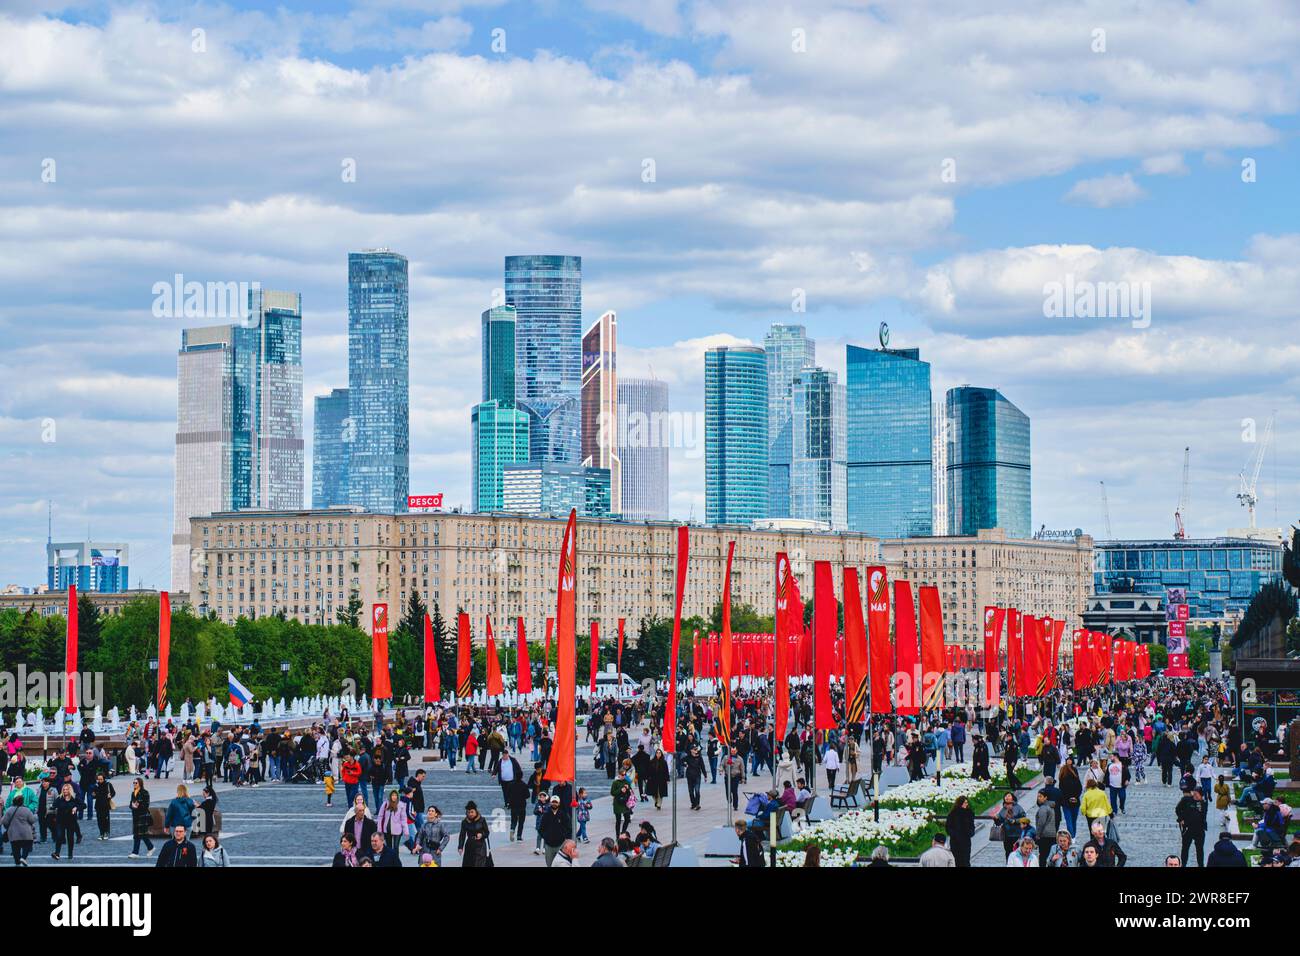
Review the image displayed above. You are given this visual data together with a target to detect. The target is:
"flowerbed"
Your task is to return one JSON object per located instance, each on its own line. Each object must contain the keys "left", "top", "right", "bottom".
{"left": 776, "top": 807, "right": 936, "bottom": 867}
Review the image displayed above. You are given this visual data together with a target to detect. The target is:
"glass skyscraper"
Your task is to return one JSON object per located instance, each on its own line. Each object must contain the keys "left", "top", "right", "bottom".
{"left": 49, "top": 542, "right": 129, "bottom": 593}
{"left": 348, "top": 250, "right": 409, "bottom": 512}
{"left": 172, "top": 290, "right": 303, "bottom": 590}
{"left": 312, "top": 387, "right": 350, "bottom": 508}
{"left": 581, "top": 310, "right": 621, "bottom": 514}
{"left": 618, "top": 376, "right": 670, "bottom": 522}
{"left": 502, "top": 462, "right": 611, "bottom": 518}
{"left": 505, "top": 255, "right": 582, "bottom": 465}
{"left": 1095, "top": 537, "right": 1282, "bottom": 620}
{"left": 481, "top": 305, "right": 517, "bottom": 405}
{"left": 945, "top": 386, "right": 1031, "bottom": 537}
{"left": 790, "top": 367, "right": 847, "bottom": 529}
{"left": 705, "top": 345, "right": 768, "bottom": 525}
{"left": 764, "top": 324, "right": 815, "bottom": 518}
{"left": 845, "top": 344, "right": 932, "bottom": 537}
{"left": 472, "top": 400, "right": 530, "bottom": 512}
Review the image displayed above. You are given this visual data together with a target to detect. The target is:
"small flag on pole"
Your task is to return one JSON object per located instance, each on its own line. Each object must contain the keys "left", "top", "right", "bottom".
{"left": 228, "top": 671, "right": 253, "bottom": 709}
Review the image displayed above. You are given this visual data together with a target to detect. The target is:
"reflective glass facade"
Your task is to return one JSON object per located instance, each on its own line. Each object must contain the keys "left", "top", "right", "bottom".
{"left": 501, "top": 461, "right": 611, "bottom": 518}
{"left": 505, "top": 254, "right": 582, "bottom": 464}
{"left": 790, "top": 367, "right": 846, "bottom": 529}
{"left": 1094, "top": 537, "right": 1283, "bottom": 619}
{"left": 248, "top": 289, "right": 304, "bottom": 511}
{"left": 945, "top": 386, "right": 1030, "bottom": 537}
{"left": 764, "top": 324, "right": 815, "bottom": 518}
{"left": 348, "top": 251, "right": 409, "bottom": 512}
{"left": 312, "top": 387, "right": 350, "bottom": 508}
{"left": 481, "top": 305, "right": 517, "bottom": 404}
{"left": 705, "top": 346, "right": 768, "bottom": 525}
{"left": 845, "top": 345, "right": 932, "bottom": 537}
{"left": 617, "top": 377, "right": 670, "bottom": 522}
{"left": 581, "top": 310, "right": 620, "bottom": 513}
{"left": 49, "top": 542, "right": 129, "bottom": 593}
{"left": 472, "top": 400, "right": 531, "bottom": 512}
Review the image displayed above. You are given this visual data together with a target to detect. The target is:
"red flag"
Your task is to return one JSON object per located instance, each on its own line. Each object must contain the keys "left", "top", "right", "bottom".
{"left": 455, "top": 612, "right": 472, "bottom": 699}
{"left": 718, "top": 541, "right": 735, "bottom": 746}
{"left": 813, "top": 561, "right": 836, "bottom": 730}
{"left": 371, "top": 604, "right": 392, "bottom": 700}
{"left": 983, "top": 606, "right": 1004, "bottom": 707}
{"left": 544, "top": 510, "right": 578, "bottom": 783}
{"left": 661, "top": 526, "right": 689, "bottom": 753}
{"left": 589, "top": 621, "right": 600, "bottom": 694}
{"left": 515, "top": 618, "right": 532, "bottom": 695}
{"left": 774, "top": 553, "right": 793, "bottom": 741}
{"left": 866, "top": 566, "right": 891, "bottom": 715}
{"left": 157, "top": 590, "right": 171, "bottom": 712}
{"left": 893, "top": 580, "right": 919, "bottom": 715}
{"left": 485, "top": 616, "right": 504, "bottom": 697}
{"left": 1020, "top": 615, "right": 1040, "bottom": 696}
{"left": 64, "top": 583, "right": 78, "bottom": 713}
{"left": 1072, "top": 630, "right": 1087, "bottom": 690}
{"left": 616, "top": 618, "right": 625, "bottom": 688}
{"left": 918, "top": 585, "right": 946, "bottom": 710}
{"left": 1006, "top": 608, "right": 1022, "bottom": 698}
{"left": 423, "top": 613, "right": 440, "bottom": 703}
{"left": 842, "top": 568, "right": 869, "bottom": 724}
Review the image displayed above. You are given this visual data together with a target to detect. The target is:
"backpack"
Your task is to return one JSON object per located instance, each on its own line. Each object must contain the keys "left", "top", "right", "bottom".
{"left": 225, "top": 747, "right": 242, "bottom": 767}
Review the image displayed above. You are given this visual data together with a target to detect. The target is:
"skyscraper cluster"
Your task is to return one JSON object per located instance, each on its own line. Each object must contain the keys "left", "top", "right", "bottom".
{"left": 705, "top": 327, "right": 1031, "bottom": 539}
{"left": 474, "top": 256, "right": 669, "bottom": 520}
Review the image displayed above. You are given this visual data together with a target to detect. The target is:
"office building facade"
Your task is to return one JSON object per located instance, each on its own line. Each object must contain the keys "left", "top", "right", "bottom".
{"left": 505, "top": 255, "right": 582, "bottom": 465}
{"left": 764, "top": 324, "right": 815, "bottom": 518}
{"left": 472, "top": 401, "right": 531, "bottom": 512}
{"left": 48, "top": 542, "right": 130, "bottom": 593}
{"left": 1094, "top": 537, "right": 1283, "bottom": 621}
{"left": 248, "top": 289, "right": 304, "bottom": 511}
{"left": 705, "top": 346, "right": 769, "bottom": 525}
{"left": 502, "top": 462, "right": 611, "bottom": 519}
{"left": 581, "top": 310, "right": 621, "bottom": 514}
{"left": 946, "top": 386, "right": 1031, "bottom": 538}
{"left": 617, "top": 377, "right": 669, "bottom": 522}
{"left": 312, "top": 388, "right": 350, "bottom": 508}
{"left": 845, "top": 344, "right": 932, "bottom": 537}
{"left": 481, "top": 305, "right": 517, "bottom": 405}
{"left": 347, "top": 250, "right": 409, "bottom": 512}
{"left": 789, "top": 367, "right": 847, "bottom": 530}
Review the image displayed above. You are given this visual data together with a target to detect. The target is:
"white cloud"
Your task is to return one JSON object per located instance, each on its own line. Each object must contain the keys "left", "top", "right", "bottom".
{"left": 1064, "top": 172, "right": 1146, "bottom": 208}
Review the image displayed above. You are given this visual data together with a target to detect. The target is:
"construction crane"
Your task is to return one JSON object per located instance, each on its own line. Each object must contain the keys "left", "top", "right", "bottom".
{"left": 1099, "top": 481, "right": 1113, "bottom": 538}
{"left": 1237, "top": 413, "right": 1274, "bottom": 528}
{"left": 1173, "top": 447, "right": 1190, "bottom": 539}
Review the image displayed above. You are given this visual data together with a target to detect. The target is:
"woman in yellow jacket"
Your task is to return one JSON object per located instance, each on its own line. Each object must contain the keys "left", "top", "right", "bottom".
{"left": 1080, "top": 778, "right": 1113, "bottom": 831}
{"left": 1213, "top": 774, "right": 1233, "bottom": 832}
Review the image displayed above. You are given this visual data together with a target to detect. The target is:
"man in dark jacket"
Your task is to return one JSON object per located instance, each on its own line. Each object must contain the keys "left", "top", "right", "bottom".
{"left": 1206, "top": 831, "right": 1247, "bottom": 867}
{"left": 591, "top": 836, "right": 625, "bottom": 867}
{"left": 156, "top": 825, "right": 197, "bottom": 867}
{"left": 971, "top": 735, "right": 990, "bottom": 781}
{"left": 365, "top": 830, "right": 402, "bottom": 867}
{"left": 539, "top": 796, "right": 570, "bottom": 866}
{"left": 735, "top": 818, "right": 765, "bottom": 867}
{"left": 1176, "top": 788, "right": 1209, "bottom": 866}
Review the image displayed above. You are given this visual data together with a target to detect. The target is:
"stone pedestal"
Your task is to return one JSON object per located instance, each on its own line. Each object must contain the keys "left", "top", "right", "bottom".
{"left": 1210, "top": 650, "right": 1223, "bottom": 680}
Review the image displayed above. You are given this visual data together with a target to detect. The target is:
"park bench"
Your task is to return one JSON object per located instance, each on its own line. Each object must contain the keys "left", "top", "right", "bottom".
{"left": 830, "top": 777, "right": 863, "bottom": 809}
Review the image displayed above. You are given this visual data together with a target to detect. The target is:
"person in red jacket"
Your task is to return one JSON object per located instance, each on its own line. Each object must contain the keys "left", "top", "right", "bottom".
{"left": 465, "top": 730, "right": 480, "bottom": 774}
{"left": 341, "top": 754, "right": 363, "bottom": 806}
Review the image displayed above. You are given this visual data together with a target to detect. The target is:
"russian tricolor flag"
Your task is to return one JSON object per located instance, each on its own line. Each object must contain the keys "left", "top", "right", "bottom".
{"left": 228, "top": 671, "right": 253, "bottom": 709}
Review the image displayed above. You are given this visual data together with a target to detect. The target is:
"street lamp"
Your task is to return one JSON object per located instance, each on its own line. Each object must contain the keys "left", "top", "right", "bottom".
{"left": 149, "top": 658, "right": 158, "bottom": 671}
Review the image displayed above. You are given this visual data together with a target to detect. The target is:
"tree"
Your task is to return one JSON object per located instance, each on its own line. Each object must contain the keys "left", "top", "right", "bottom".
{"left": 77, "top": 594, "right": 103, "bottom": 660}
{"left": 337, "top": 594, "right": 362, "bottom": 629}
{"left": 430, "top": 599, "right": 451, "bottom": 688}
{"left": 398, "top": 590, "right": 427, "bottom": 638}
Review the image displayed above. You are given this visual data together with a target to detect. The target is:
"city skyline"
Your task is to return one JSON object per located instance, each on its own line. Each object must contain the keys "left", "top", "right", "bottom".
{"left": 2, "top": 3, "right": 1299, "bottom": 588}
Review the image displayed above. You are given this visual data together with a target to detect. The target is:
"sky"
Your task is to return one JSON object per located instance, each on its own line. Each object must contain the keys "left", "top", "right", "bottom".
{"left": 0, "top": 0, "right": 1298, "bottom": 590}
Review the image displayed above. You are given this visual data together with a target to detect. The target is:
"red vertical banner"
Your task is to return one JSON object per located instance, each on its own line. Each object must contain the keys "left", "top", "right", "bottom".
{"left": 64, "top": 583, "right": 78, "bottom": 713}
{"left": 544, "top": 616, "right": 554, "bottom": 683}
{"left": 1006, "top": 608, "right": 1022, "bottom": 698}
{"left": 893, "top": 580, "right": 919, "bottom": 715}
{"left": 372, "top": 604, "right": 392, "bottom": 700}
{"left": 589, "top": 621, "right": 600, "bottom": 694}
{"left": 813, "top": 561, "right": 836, "bottom": 731}
{"left": 157, "top": 590, "right": 171, "bottom": 712}
{"left": 544, "top": 510, "right": 578, "bottom": 784}
{"left": 983, "top": 606, "right": 1005, "bottom": 708}
{"left": 774, "top": 553, "right": 793, "bottom": 742}
{"left": 616, "top": 617, "right": 625, "bottom": 686}
{"left": 1020, "top": 615, "right": 1039, "bottom": 696}
{"left": 866, "top": 566, "right": 892, "bottom": 715}
{"left": 1050, "top": 619, "right": 1065, "bottom": 690}
{"left": 423, "top": 613, "right": 440, "bottom": 702}
{"left": 842, "top": 567, "right": 869, "bottom": 725}
{"left": 484, "top": 616, "right": 504, "bottom": 697}
{"left": 1040, "top": 616, "right": 1055, "bottom": 692}
{"left": 1072, "top": 630, "right": 1087, "bottom": 690}
{"left": 515, "top": 618, "right": 532, "bottom": 695}
{"left": 661, "top": 526, "right": 690, "bottom": 753}
{"left": 917, "top": 585, "right": 946, "bottom": 710}
{"left": 718, "top": 541, "right": 735, "bottom": 746}
{"left": 455, "top": 612, "right": 472, "bottom": 699}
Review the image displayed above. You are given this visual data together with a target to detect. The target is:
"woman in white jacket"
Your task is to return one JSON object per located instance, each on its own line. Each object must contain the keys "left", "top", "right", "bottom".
{"left": 199, "top": 834, "right": 230, "bottom": 867}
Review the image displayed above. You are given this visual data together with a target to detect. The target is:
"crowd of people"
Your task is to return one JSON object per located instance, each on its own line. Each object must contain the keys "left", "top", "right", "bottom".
{"left": 1, "top": 671, "right": 1295, "bottom": 868}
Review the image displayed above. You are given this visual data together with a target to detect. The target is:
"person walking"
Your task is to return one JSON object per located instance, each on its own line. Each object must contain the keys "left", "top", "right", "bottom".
{"left": 50, "top": 783, "right": 81, "bottom": 861}
{"left": 647, "top": 748, "right": 670, "bottom": 810}
{"left": 944, "top": 794, "right": 976, "bottom": 867}
{"left": 127, "top": 778, "right": 154, "bottom": 859}
{"left": 92, "top": 773, "right": 115, "bottom": 840}
{"left": 414, "top": 806, "right": 451, "bottom": 866}
{"left": 199, "top": 834, "right": 229, "bottom": 867}
{"left": 2, "top": 794, "right": 37, "bottom": 866}
{"left": 458, "top": 801, "right": 492, "bottom": 867}
{"left": 1175, "top": 787, "right": 1209, "bottom": 867}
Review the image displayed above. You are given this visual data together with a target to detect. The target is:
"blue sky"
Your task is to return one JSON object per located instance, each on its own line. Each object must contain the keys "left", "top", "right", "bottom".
{"left": 1, "top": 0, "right": 1298, "bottom": 589}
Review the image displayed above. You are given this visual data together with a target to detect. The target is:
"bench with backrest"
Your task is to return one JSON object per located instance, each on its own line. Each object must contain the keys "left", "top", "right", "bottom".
{"left": 830, "top": 776, "right": 863, "bottom": 809}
